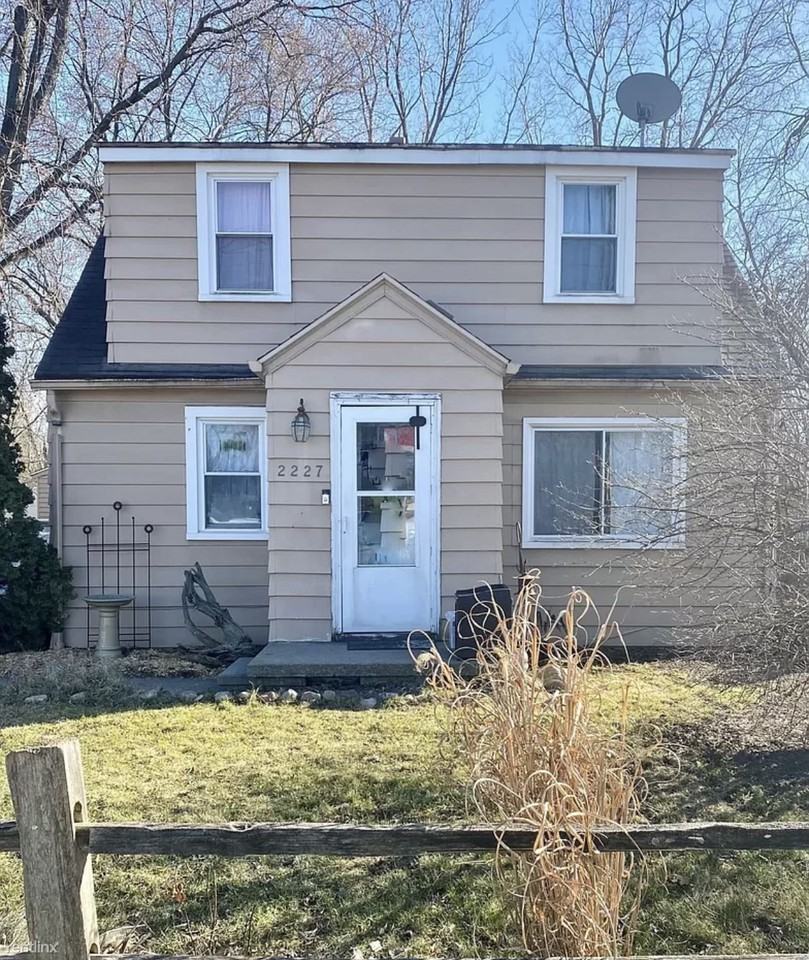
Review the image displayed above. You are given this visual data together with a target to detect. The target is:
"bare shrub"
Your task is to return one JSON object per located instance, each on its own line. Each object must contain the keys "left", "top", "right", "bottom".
{"left": 418, "top": 572, "right": 645, "bottom": 957}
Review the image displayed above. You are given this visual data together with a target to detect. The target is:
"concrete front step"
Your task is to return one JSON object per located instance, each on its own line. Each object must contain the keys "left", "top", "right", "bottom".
{"left": 244, "top": 640, "right": 448, "bottom": 686}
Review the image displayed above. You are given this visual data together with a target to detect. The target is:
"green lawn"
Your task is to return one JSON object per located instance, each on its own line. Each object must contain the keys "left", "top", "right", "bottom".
{"left": 0, "top": 664, "right": 807, "bottom": 956}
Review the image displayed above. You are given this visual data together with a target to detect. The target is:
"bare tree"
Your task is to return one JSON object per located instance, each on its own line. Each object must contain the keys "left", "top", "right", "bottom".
{"left": 553, "top": 0, "right": 643, "bottom": 146}
{"left": 497, "top": 0, "right": 551, "bottom": 143}
{"left": 348, "top": 0, "right": 498, "bottom": 143}
{"left": 615, "top": 194, "right": 809, "bottom": 679}
{"left": 0, "top": 0, "right": 361, "bottom": 461}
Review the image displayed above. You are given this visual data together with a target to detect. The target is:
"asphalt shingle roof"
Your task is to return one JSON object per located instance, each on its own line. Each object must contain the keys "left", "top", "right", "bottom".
{"left": 34, "top": 236, "right": 255, "bottom": 382}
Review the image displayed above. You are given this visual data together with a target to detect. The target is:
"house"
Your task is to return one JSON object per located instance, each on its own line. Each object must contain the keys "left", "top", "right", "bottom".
{"left": 34, "top": 142, "right": 732, "bottom": 657}
{"left": 26, "top": 467, "right": 49, "bottom": 526}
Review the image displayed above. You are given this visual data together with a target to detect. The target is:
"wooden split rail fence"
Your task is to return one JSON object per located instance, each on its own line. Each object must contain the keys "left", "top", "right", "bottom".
{"left": 2, "top": 740, "right": 809, "bottom": 960}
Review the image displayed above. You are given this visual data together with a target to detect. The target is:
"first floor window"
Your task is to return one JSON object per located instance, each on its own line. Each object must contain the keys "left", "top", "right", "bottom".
{"left": 522, "top": 418, "right": 684, "bottom": 546}
{"left": 185, "top": 407, "right": 267, "bottom": 539}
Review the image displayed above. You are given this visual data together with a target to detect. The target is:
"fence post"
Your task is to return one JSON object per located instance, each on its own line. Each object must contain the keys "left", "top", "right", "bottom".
{"left": 6, "top": 740, "right": 99, "bottom": 960}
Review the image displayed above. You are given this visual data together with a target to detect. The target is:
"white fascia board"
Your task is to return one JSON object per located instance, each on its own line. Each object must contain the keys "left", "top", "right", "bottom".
{"left": 98, "top": 145, "right": 733, "bottom": 170}
{"left": 31, "top": 377, "right": 261, "bottom": 390}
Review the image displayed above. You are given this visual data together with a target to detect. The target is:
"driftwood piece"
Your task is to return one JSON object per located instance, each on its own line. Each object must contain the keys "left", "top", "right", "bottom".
{"left": 181, "top": 562, "right": 251, "bottom": 651}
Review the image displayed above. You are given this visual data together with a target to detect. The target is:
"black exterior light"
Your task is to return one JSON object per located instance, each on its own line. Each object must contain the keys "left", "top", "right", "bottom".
{"left": 291, "top": 398, "right": 311, "bottom": 442}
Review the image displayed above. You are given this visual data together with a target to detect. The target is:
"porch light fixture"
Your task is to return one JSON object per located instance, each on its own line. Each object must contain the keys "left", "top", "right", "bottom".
{"left": 291, "top": 399, "right": 311, "bottom": 442}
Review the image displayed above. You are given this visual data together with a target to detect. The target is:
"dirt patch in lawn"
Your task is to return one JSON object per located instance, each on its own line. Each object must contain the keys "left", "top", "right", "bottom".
{"left": 0, "top": 648, "right": 217, "bottom": 682}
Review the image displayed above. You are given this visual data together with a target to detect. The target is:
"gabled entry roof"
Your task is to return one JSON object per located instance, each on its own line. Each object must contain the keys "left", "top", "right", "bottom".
{"left": 252, "top": 274, "right": 515, "bottom": 377}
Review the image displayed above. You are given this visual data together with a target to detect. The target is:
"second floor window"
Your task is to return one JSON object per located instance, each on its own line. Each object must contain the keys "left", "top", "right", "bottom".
{"left": 561, "top": 184, "right": 617, "bottom": 293}
{"left": 543, "top": 166, "right": 636, "bottom": 304}
{"left": 215, "top": 180, "right": 274, "bottom": 292}
{"left": 196, "top": 163, "right": 291, "bottom": 302}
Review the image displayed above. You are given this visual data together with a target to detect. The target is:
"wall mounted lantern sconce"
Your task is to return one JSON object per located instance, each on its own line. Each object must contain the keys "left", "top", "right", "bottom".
{"left": 291, "top": 398, "right": 311, "bottom": 442}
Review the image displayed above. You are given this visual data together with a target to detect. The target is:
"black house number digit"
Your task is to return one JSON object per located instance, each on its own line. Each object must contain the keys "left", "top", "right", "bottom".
{"left": 277, "top": 463, "right": 324, "bottom": 478}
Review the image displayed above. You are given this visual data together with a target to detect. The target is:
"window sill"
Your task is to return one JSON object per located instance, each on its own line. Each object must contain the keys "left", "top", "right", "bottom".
{"left": 521, "top": 537, "right": 684, "bottom": 551}
{"left": 542, "top": 292, "right": 636, "bottom": 305}
{"left": 186, "top": 530, "right": 269, "bottom": 541}
{"left": 198, "top": 290, "right": 291, "bottom": 303}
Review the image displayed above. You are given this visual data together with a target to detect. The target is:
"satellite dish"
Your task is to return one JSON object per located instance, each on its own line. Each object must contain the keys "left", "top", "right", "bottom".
{"left": 616, "top": 73, "right": 682, "bottom": 146}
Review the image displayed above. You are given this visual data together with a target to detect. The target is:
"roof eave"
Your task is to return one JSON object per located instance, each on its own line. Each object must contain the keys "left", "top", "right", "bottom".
{"left": 97, "top": 143, "right": 734, "bottom": 170}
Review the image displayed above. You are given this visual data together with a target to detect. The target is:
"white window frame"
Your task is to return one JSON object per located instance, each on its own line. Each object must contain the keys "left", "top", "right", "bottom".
{"left": 185, "top": 406, "right": 268, "bottom": 540}
{"left": 543, "top": 166, "right": 637, "bottom": 304}
{"left": 521, "top": 416, "right": 686, "bottom": 550}
{"left": 195, "top": 162, "right": 291, "bottom": 302}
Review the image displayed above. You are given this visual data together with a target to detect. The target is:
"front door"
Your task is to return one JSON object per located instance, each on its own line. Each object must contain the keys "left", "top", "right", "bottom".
{"left": 337, "top": 400, "right": 438, "bottom": 634}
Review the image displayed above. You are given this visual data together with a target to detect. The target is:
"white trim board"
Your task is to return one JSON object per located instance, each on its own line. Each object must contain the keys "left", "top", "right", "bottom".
{"left": 99, "top": 144, "right": 733, "bottom": 170}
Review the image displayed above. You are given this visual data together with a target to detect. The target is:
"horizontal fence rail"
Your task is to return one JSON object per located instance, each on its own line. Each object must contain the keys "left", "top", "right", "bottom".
{"left": 4, "top": 955, "right": 809, "bottom": 960}
{"left": 4, "top": 740, "right": 809, "bottom": 960}
{"left": 4, "top": 819, "right": 809, "bottom": 857}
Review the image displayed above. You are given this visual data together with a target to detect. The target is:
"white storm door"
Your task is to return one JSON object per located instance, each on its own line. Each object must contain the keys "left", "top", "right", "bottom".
{"left": 338, "top": 402, "right": 438, "bottom": 634}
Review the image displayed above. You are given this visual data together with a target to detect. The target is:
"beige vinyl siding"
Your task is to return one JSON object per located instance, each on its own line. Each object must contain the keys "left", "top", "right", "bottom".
{"left": 103, "top": 161, "right": 724, "bottom": 367}
{"left": 503, "top": 382, "right": 713, "bottom": 646}
{"left": 56, "top": 384, "right": 269, "bottom": 649}
{"left": 32, "top": 469, "right": 49, "bottom": 522}
{"left": 262, "top": 287, "right": 504, "bottom": 641}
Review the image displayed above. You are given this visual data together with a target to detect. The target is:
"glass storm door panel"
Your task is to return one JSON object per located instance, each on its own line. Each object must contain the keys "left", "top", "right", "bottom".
{"left": 339, "top": 403, "right": 437, "bottom": 634}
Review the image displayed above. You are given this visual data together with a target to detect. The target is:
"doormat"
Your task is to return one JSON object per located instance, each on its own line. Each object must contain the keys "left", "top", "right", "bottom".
{"left": 342, "top": 632, "right": 435, "bottom": 651}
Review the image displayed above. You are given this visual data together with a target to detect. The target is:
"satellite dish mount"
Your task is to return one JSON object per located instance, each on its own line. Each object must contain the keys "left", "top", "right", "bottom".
{"left": 616, "top": 73, "right": 682, "bottom": 147}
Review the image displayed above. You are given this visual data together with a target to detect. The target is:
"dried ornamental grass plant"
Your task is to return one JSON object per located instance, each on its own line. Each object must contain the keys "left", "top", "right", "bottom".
{"left": 416, "top": 571, "right": 646, "bottom": 957}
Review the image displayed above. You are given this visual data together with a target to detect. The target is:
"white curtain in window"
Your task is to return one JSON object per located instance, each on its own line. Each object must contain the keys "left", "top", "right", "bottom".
{"left": 560, "top": 237, "right": 617, "bottom": 292}
{"left": 216, "top": 236, "right": 273, "bottom": 291}
{"left": 533, "top": 430, "right": 600, "bottom": 536}
{"left": 560, "top": 184, "right": 618, "bottom": 293}
{"left": 563, "top": 184, "right": 615, "bottom": 234}
{"left": 217, "top": 181, "right": 271, "bottom": 233}
{"left": 205, "top": 476, "right": 261, "bottom": 529}
{"left": 608, "top": 430, "right": 673, "bottom": 537}
{"left": 205, "top": 423, "right": 259, "bottom": 473}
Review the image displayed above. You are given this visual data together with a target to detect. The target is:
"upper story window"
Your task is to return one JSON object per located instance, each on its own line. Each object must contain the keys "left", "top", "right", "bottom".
{"left": 543, "top": 167, "right": 636, "bottom": 304}
{"left": 521, "top": 417, "right": 685, "bottom": 549}
{"left": 195, "top": 163, "right": 291, "bottom": 302}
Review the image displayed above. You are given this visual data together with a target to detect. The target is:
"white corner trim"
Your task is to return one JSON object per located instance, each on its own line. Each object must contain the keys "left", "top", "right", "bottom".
{"left": 543, "top": 166, "right": 637, "bottom": 305}
{"left": 99, "top": 145, "right": 733, "bottom": 170}
{"left": 195, "top": 162, "right": 291, "bottom": 303}
{"left": 521, "top": 415, "right": 687, "bottom": 550}
{"left": 184, "top": 405, "right": 268, "bottom": 540}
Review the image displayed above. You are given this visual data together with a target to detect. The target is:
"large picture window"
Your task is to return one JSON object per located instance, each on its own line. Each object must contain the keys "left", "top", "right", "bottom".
{"left": 196, "top": 163, "right": 291, "bottom": 302}
{"left": 543, "top": 167, "right": 636, "bottom": 304}
{"left": 521, "top": 417, "right": 685, "bottom": 547}
{"left": 185, "top": 407, "right": 267, "bottom": 540}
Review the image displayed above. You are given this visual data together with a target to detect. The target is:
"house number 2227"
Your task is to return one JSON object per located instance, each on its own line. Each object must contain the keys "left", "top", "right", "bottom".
{"left": 276, "top": 464, "right": 324, "bottom": 478}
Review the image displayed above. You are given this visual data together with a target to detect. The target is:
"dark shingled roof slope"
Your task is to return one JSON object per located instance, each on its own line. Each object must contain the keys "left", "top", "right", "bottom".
{"left": 34, "top": 235, "right": 255, "bottom": 382}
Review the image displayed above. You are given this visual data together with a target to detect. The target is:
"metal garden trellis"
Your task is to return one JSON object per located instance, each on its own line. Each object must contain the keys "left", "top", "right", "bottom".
{"left": 81, "top": 502, "right": 153, "bottom": 649}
